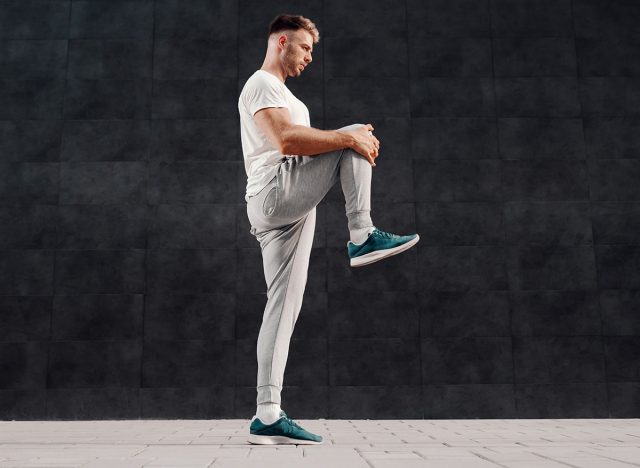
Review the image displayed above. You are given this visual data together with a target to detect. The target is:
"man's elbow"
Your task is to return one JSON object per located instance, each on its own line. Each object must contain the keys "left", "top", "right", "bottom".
{"left": 281, "top": 142, "right": 297, "bottom": 155}
{"left": 279, "top": 139, "right": 289, "bottom": 155}
{"left": 279, "top": 128, "right": 294, "bottom": 155}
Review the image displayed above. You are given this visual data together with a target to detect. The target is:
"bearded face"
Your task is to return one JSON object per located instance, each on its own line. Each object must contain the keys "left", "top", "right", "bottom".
{"left": 281, "top": 30, "right": 313, "bottom": 77}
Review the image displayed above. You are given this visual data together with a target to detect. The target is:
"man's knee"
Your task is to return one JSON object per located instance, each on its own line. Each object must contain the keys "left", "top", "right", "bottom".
{"left": 337, "top": 123, "right": 366, "bottom": 132}
{"left": 343, "top": 147, "right": 372, "bottom": 167}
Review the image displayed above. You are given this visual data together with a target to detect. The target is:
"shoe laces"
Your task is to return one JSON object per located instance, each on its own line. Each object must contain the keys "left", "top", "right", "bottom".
{"left": 374, "top": 229, "right": 395, "bottom": 238}
{"left": 282, "top": 414, "right": 304, "bottom": 431}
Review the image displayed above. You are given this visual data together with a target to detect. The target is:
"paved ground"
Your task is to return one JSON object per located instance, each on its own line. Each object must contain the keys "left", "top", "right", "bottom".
{"left": 0, "top": 419, "right": 639, "bottom": 467}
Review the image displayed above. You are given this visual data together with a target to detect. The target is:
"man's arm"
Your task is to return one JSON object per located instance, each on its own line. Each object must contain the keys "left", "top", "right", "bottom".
{"left": 283, "top": 125, "right": 357, "bottom": 156}
{"left": 254, "top": 106, "right": 379, "bottom": 165}
{"left": 254, "top": 106, "right": 354, "bottom": 156}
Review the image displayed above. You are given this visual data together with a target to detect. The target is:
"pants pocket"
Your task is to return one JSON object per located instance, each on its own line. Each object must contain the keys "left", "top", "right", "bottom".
{"left": 261, "top": 185, "right": 278, "bottom": 217}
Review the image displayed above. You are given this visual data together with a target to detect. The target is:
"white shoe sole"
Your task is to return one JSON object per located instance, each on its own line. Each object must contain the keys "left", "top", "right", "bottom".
{"left": 247, "top": 434, "right": 323, "bottom": 445}
{"left": 350, "top": 234, "right": 420, "bottom": 267}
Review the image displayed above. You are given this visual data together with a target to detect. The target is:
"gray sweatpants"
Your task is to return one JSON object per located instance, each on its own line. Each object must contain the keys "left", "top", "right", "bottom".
{"left": 245, "top": 123, "right": 374, "bottom": 406}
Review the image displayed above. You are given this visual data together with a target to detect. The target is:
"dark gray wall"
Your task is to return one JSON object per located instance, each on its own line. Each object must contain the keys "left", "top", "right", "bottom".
{"left": 1, "top": 0, "right": 639, "bottom": 420}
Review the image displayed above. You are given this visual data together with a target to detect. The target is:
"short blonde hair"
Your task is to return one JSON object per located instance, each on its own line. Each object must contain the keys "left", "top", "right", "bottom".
{"left": 268, "top": 14, "right": 319, "bottom": 44}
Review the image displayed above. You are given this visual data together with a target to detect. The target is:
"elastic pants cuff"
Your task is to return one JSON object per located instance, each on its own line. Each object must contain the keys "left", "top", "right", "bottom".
{"left": 347, "top": 209, "right": 374, "bottom": 231}
{"left": 257, "top": 385, "right": 281, "bottom": 406}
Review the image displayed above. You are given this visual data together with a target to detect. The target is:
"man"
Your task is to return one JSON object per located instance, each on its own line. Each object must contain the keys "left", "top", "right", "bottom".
{"left": 238, "top": 14, "right": 419, "bottom": 445}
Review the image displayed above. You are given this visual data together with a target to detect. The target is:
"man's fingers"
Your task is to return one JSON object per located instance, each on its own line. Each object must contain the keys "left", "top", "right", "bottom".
{"left": 367, "top": 153, "right": 376, "bottom": 166}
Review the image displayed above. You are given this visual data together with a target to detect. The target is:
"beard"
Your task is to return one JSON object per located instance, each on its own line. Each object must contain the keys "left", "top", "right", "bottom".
{"left": 284, "top": 50, "right": 302, "bottom": 76}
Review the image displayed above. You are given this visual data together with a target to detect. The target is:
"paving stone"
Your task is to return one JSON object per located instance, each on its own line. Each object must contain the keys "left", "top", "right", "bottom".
{"left": 0, "top": 420, "right": 636, "bottom": 467}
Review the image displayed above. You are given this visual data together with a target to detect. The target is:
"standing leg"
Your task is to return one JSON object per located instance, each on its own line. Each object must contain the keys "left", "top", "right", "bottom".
{"left": 245, "top": 123, "right": 374, "bottom": 415}
{"left": 250, "top": 206, "right": 316, "bottom": 406}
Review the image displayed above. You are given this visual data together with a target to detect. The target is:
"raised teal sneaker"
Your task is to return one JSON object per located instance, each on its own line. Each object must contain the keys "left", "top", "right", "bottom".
{"left": 247, "top": 410, "right": 323, "bottom": 445}
{"left": 348, "top": 227, "right": 420, "bottom": 267}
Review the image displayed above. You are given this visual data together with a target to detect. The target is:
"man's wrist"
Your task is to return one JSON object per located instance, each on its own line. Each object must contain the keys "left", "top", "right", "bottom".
{"left": 335, "top": 130, "right": 354, "bottom": 150}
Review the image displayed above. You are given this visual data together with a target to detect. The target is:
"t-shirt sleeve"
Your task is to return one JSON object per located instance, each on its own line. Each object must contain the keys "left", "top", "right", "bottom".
{"left": 246, "top": 75, "right": 288, "bottom": 117}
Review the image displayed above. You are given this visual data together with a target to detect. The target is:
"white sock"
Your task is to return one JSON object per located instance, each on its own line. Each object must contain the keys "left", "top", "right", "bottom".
{"left": 255, "top": 402, "right": 281, "bottom": 425}
{"left": 350, "top": 226, "right": 375, "bottom": 245}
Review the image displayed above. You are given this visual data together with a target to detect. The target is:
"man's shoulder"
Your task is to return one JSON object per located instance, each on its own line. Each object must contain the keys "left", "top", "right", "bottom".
{"left": 240, "top": 71, "right": 272, "bottom": 100}
{"left": 244, "top": 70, "right": 280, "bottom": 89}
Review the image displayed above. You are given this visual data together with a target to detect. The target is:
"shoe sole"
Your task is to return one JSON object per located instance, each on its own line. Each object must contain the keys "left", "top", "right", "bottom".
{"left": 350, "top": 234, "right": 420, "bottom": 267}
{"left": 247, "top": 434, "right": 323, "bottom": 445}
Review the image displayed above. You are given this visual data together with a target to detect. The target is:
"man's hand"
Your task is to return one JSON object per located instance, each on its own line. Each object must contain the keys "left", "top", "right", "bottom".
{"left": 343, "top": 124, "right": 380, "bottom": 167}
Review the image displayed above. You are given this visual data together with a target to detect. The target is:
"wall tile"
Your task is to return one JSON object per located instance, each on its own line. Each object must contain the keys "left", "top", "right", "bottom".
{"left": 55, "top": 250, "right": 146, "bottom": 294}
{"left": 412, "top": 118, "right": 498, "bottom": 160}
{"left": 407, "top": 0, "right": 491, "bottom": 37}
{"left": 515, "top": 383, "right": 608, "bottom": 418}
{"left": 600, "top": 290, "right": 640, "bottom": 335}
{"left": 577, "top": 36, "right": 640, "bottom": 76}
{"left": 513, "top": 336, "right": 605, "bottom": 383}
{"left": 0, "top": 80, "right": 64, "bottom": 119}
{"left": 596, "top": 246, "right": 640, "bottom": 289}
{"left": 141, "top": 386, "right": 234, "bottom": 418}
{"left": 424, "top": 384, "right": 515, "bottom": 418}
{"left": 418, "top": 246, "right": 508, "bottom": 291}
{"left": 422, "top": 337, "right": 513, "bottom": 384}
{"left": 498, "top": 118, "right": 585, "bottom": 160}
{"left": 510, "top": 291, "right": 600, "bottom": 336}
{"left": 604, "top": 337, "right": 640, "bottom": 381}
{"left": 506, "top": 245, "right": 597, "bottom": 290}
{"left": 493, "top": 37, "right": 577, "bottom": 77}
{"left": 496, "top": 78, "right": 581, "bottom": 117}
{"left": 0, "top": 120, "right": 62, "bottom": 163}
{"left": 326, "top": 37, "right": 407, "bottom": 78}
{"left": 0, "top": 296, "right": 51, "bottom": 342}
{"left": 503, "top": 202, "right": 592, "bottom": 245}
{"left": 324, "top": 0, "right": 405, "bottom": 38}
{"left": 52, "top": 294, "right": 144, "bottom": 340}
{"left": 142, "top": 340, "right": 235, "bottom": 387}
{"left": 0, "top": 1, "right": 70, "bottom": 39}
{"left": 0, "top": 205, "right": 57, "bottom": 249}
{"left": 70, "top": 1, "right": 153, "bottom": 39}
{"left": 0, "top": 40, "right": 68, "bottom": 80}
{"left": 329, "top": 386, "right": 422, "bottom": 419}
{"left": 491, "top": 0, "right": 573, "bottom": 37}
{"left": 589, "top": 159, "right": 640, "bottom": 200}
{"left": 416, "top": 202, "right": 503, "bottom": 245}
{"left": 410, "top": 37, "right": 492, "bottom": 77}
{"left": 580, "top": 78, "right": 640, "bottom": 116}
{"left": 584, "top": 118, "right": 640, "bottom": 159}
{"left": 419, "top": 291, "right": 510, "bottom": 337}
{"left": 48, "top": 340, "right": 142, "bottom": 387}
{"left": 330, "top": 339, "right": 421, "bottom": 386}
{"left": 47, "top": 388, "right": 140, "bottom": 419}
{"left": 502, "top": 160, "right": 589, "bottom": 201}
{"left": 411, "top": 78, "right": 495, "bottom": 117}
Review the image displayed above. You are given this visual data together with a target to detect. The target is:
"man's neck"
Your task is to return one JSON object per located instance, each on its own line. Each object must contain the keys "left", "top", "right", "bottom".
{"left": 260, "top": 64, "right": 286, "bottom": 83}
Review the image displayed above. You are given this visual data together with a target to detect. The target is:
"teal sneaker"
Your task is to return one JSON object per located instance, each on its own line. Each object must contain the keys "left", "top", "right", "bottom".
{"left": 247, "top": 410, "right": 323, "bottom": 445}
{"left": 348, "top": 227, "right": 420, "bottom": 267}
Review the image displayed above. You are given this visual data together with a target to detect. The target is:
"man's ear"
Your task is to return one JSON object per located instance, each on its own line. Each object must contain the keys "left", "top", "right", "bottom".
{"left": 278, "top": 34, "right": 288, "bottom": 50}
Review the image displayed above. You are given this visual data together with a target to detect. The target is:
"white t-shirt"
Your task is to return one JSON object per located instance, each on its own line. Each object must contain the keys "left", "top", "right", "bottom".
{"left": 238, "top": 69, "right": 311, "bottom": 202}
